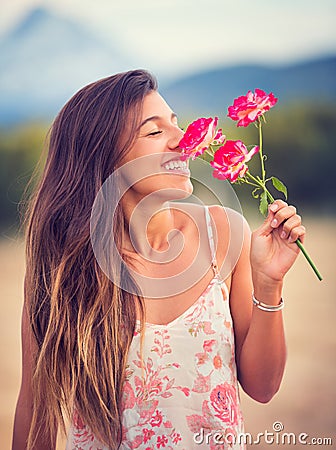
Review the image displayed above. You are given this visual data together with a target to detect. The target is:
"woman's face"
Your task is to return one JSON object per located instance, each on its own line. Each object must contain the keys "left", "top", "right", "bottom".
{"left": 120, "top": 91, "right": 193, "bottom": 201}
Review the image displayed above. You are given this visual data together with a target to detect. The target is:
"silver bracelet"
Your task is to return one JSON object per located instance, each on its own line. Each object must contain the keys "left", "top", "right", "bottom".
{"left": 252, "top": 293, "right": 284, "bottom": 312}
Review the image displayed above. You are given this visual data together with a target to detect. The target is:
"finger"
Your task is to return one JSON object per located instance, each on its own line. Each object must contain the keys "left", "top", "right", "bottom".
{"left": 258, "top": 200, "right": 288, "bottom": 235}
{"left": 279, "top": 214, "right": 302, "bottom": 239}
{"left": 269, "top": 200, "right": 288, "bottom": 214}
{"left": 288, "top": 225, "right": 306, "bottom": 244}
{"left": 271, "top": 205, "right": 297, "bottom": 229}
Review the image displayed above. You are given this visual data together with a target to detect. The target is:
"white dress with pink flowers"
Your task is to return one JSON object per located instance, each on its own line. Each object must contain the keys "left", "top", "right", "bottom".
{"left": 66, "top": 206, "right": 245, "bottom": 450}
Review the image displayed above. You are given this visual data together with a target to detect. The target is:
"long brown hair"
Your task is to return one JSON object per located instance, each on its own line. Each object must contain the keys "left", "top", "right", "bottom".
{"left": 24, "top": 69, "right": 157, "bottom": 448}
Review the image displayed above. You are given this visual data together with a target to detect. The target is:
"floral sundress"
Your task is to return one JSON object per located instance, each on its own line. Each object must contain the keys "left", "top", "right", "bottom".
{"left": 66, "top": 206, "right": 245, "bottom": 450}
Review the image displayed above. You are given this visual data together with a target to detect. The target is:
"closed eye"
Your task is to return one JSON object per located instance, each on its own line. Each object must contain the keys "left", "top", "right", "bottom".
{"left": 147, "top": 130, "right": 163, "bottom": 136}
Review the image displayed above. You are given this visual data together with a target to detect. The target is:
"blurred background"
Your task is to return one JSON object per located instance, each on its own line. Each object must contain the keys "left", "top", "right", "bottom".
{"left": 1, "top": 0, "right": 335, "bottom": 448}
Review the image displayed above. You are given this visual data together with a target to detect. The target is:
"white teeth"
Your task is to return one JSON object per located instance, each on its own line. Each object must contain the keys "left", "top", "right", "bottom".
{"left": 163, "top": 160, "right": 187, "bottom": 171}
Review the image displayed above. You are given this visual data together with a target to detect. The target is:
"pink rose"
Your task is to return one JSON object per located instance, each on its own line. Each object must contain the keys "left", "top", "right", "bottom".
{"left": 209, "top": 383, "right": 238, "bottom": 426}
{"left": 179, "top": 117, "right": 225, "bottom": 160}
{"left": 210, "top": 140, "right": 259, "bottom": 182}
{"left": 228, "top": 89, "right": 278, "bottom": 127}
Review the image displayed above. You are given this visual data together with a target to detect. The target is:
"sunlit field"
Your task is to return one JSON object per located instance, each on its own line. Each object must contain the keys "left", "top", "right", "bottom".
{"left": 1, "top": 218, "right": 335, "bottom": 449}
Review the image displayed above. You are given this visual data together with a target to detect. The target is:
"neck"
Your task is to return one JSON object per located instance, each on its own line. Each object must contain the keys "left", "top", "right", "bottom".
{"left": 121, "top": 194, "right": 181, "bottom": 260}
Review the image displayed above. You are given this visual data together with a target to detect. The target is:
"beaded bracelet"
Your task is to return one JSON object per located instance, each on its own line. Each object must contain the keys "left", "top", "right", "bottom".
{"left": 252, "top": 293, "right": 284, "bottom": 312}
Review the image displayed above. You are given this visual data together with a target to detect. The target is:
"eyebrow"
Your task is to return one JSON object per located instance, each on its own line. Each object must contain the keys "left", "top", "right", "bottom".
{"left": 138, "top": 112, "right": 178, "bottom": 129}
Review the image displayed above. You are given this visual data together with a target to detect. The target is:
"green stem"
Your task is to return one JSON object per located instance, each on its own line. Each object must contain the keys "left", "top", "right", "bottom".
{"left": 205, "top": 146, "right": 215, "bottom": 157}
{"left": 245, "top": 172, "right": 274, "bottom": 202}
{"left": 245, "top": 172, "right": 322, "bottom": 281}
{"left": 295, "top": 239, "right": 322, "bottom": 281}
{"left": 258, "top": 118, "right": 266, "bottom": 183}
{"left": 205, "top": 149, "right": 213, "bottom": 158}
{"left": 243, "top": 179, "right": 260, "bottom": 188}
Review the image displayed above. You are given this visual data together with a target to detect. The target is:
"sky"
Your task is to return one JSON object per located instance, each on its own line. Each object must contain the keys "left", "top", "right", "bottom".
{"left": 1, "top": 0, "right": 336, "bottom": 78}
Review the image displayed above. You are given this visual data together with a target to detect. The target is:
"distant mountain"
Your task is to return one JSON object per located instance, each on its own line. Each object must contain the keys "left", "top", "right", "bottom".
{"left": 161, "top": 56, "right": 336, "bottom": 118}
{"left": 1, "top": 7, "right": 335, "bottom": 125}
{"left": 0, "top": 7, "right": 133, "bottom": 124}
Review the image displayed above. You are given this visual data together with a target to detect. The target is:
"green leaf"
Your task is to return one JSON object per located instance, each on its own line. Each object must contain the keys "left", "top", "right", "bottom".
{"left": 252, "top": 188, "right": 260, "bottom": 199}
{"left": 259, "top": 191, "right": 268, "bottom": 217}
{"left": 271, "top": 176, "right": 288, "bottom": 199}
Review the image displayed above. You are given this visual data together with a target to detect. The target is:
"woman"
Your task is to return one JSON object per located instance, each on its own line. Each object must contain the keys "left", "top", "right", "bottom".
{"left": 12, "top": 69, "right": 305, "bottom": 449}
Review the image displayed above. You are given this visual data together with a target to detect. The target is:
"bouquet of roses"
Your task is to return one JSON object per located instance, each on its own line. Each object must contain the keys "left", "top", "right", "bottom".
{"left": 179, "top": 89, "right": 322, "bottom": 280}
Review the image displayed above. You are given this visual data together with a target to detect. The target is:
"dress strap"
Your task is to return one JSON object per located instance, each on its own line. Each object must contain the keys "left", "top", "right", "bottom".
{"left": 204, "top": 205, "right": 220, "bottom": 278}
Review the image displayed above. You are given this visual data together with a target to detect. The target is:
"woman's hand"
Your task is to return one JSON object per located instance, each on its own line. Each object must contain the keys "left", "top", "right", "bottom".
{"left": 250, "top": 200, "right": 306, "bottom": 283}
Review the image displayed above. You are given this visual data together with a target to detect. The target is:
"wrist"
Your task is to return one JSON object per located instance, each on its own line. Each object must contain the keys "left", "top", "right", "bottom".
{"left": 252, "top": 271, "right": 283, "bottom": 306}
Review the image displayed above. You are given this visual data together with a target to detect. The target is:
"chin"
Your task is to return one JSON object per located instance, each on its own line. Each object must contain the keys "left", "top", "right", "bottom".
{"left": 153, "top": 181, "right": 193, "bottom": 201}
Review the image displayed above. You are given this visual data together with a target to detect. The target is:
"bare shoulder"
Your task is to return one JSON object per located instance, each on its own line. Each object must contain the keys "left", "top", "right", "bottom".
{"left": 172, "top": 201, "right": 249, "bottom": 237}
{"left": 171, "top": 201, "right": 251, "bottom": 255}
{"left": 207, "top": 205, "right": 251, "bottom": 279}
{"left": 209, "top": 205, "right": 251, "bottom": 242}
{"left": 172, "top": 201, "right": 244, "bottom": 222}
{"left": 208, "top": 204, "right": 248, "bottom": 226}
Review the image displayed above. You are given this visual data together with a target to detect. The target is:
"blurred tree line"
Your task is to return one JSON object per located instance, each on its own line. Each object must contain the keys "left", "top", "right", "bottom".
{"left": 0, "top": 102, "right": 335, "bottom": 234}
{"left": 0, "top": 123, "right": 48, "bottom": 234}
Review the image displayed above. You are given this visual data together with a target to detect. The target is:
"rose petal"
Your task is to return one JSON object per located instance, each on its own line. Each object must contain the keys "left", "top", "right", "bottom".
{"left": 228, "top": 89, "right": 278, "bottom": 127}
{"left": 179, "top": 117, "right": 221, "bottom": 159}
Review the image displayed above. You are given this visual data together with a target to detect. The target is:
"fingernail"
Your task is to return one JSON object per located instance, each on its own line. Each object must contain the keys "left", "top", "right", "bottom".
{"left": 271, "top": 218, "right": 278, "bottom": 227}
{"left": 270, "top": 204, "right": 279, "bottom": 212}
{"left": 281, "top": 231, "right": 286, "bottom": 239}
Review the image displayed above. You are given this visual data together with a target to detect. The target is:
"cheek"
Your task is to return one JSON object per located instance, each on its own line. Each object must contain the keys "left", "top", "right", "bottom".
{"left": 122, "top": 141, "right": 162, "bottom": 166}
{"left": 123, "top": 147, "right": 164, "bottom": 181}
{"left": 119, "top": 155, "right": 163, "bottom": 195}
{"left": 133, "top": 136, "right": 159, "bottom": 154}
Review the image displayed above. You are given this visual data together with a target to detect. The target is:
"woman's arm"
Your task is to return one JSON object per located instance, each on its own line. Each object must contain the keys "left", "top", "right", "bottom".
{"left": 12, "top": 300, "right": 57, "bottom": 450}
{"left": 217, "top": 200, "right": 305, "bottom": 403}
{"left": 230, "top": 230, "right": 286, "bottom": 403}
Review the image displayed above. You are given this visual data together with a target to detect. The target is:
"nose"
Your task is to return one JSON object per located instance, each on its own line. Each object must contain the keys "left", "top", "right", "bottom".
{"left": 167, "top": 126, "right": 185, "bottom": 151}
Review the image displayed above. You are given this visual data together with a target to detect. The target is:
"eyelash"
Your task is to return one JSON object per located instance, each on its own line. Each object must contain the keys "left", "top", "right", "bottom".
{"left": 146, "top": 123, "right": 182, "bottom": 137}
{"left": 148, "top": 130, "right": 163, "bottom": 136}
